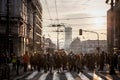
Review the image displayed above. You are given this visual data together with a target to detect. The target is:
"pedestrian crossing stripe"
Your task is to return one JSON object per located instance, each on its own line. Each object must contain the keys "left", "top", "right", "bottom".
{"left": 53, "top": 71, "right": 60, "bottom": 80}
{"left": 93, "top": 73, "right": 104, "bottom": 80}
{"left": 26, "top": 71, "right": 38, "bottom": 80}
{"left": 65, "top": 72, "right": 75, "bottom": 80}
{"left": 39, "top": 71, "right": 49, "bottom": 80}
{"left": 78, "top": 73, "right": 90, "bottom": 80}
{"left": 87, "top": 72, "right": 93, "bottom": 77}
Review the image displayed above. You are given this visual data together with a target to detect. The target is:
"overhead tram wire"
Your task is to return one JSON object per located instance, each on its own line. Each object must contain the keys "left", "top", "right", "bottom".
{"left": 56, "top": 16, "right": 106, "bottom": 20}
{"left": 43, "top": 0, "right": 103, "bottom": 21}
{"left": 44, "top": 0, "right": 53, "bottom": 22}
{"left": 43, "top": 16, "right": 106, "bottom": 21}
{"left": 55, "top": 0, "right": 59, "bottom": 23}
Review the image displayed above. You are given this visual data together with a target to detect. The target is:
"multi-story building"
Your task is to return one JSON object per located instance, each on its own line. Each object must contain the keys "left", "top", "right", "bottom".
{"left": 107, "top": 9, "right": 114, "bottom": 54}
{"left": 80, "top": 40, "right": 107, "bottom": 53}
{"left": 0, "top": 0, "right": 42, "bottom": 56}
{"left": 107, "top": 0, "right": 120, "bottom": 54}
{"left": 64, "top": 27, "right": 72, "bottom": 50}
{"left": 69, "top": 37, "right": 81, "bottom": 54}
{"left": 114, "top": 0, "right": 120, "bottom": 53}
{"left": 69, "top": 37, "right": 107, "bottom": 54}
{"left": 27, "top": 0, "right": 42, "bottom": 54}
{"left": 44, "top": 38, "right": 56, "bottom": 54}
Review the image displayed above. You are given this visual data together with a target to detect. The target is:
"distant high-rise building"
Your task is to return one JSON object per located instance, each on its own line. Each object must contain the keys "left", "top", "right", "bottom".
{"left": 64, "top": 27, "right": 72, "bottom": 50}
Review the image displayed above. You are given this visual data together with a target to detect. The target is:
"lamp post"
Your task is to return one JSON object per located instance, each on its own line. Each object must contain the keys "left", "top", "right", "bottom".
{"left": 6, "top": 0, "right": 11, "bottom": 55}
{"left": 82, "top": 36, "right": 87, "bottom": 53}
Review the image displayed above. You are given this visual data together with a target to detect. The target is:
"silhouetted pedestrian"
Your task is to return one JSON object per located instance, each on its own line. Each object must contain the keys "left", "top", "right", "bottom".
{"left": 16, "top": 56, "right": 20, "bottom": 75}
{"left": 23, "top": 52, "right": 29, "bottom": 72}
{"left": 118, "top": 54, "right": 120, "bottom": 72}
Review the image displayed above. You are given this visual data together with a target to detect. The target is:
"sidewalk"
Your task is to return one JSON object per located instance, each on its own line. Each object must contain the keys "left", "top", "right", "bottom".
{"left": 10, "top": 67, "right": 25, "bottom": 80}
{"left": 95, "top": 70, "right": 120, "bottom": 80}
{"left": 10, "top": 67, "right": 32, "bottom": 80}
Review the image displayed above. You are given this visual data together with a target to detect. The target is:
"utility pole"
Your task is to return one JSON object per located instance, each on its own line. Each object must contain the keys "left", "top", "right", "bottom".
{"left": 6, "top": 0, "right": 10, "bottom": 55}
{"left": 55, "top": 0, "right": 59, "bottom": 50}
{"left": 57, "top": 25, "right": 59, "bottom": 50}
{"left": 5, "top": 1, "right": 10, "bottom": 80}
{"left": 51, "top": 24, "right": 61, "bottom": 50}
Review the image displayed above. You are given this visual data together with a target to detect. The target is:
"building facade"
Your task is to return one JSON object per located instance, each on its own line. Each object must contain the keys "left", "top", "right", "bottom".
{"left": 107, "top": 0, "right": 120, "bottom": 54}
{"left": 114, "top": 0, "right": 120, "bottom": 53}
{"left": 80, "top": 40, "right": 107, "bottom": 53}
{"left": 69, "top": 37, "right": 81, "bottom": 54}
{"left": 107, "top": 9, "right": 114, "bottom": 54}
{"left": 0, "top": 0, "right": 42, "bottom": 56}
{"left": 27, "top": 0, "right": 42, "bottom": 54}
{"left": 44, "top": 38, "right": 56, "bottom": 54}
{"left": 69, "top": 37, "right": 107, "bottom": 54}
{"left": 64, "top": 27, "right": 72, "bottom": 50}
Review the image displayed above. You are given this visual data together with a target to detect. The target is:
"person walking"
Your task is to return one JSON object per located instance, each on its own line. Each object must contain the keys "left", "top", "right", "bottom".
{"left": 16, "top": 56, "right": 20, "bottom": 75}
{"left": 11, "top": 54, "right": 17, "bottom": 70}
{"left": 118, "top": 54, "right": 120, "bottom": 72}
{"left": 23, "top": 52, "right": 29, "bottom": 72}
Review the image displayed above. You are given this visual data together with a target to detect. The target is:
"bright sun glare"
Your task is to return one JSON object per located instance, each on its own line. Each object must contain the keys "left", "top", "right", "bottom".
{"left": 92, "top": 17, "right": 106, "bottom": 30}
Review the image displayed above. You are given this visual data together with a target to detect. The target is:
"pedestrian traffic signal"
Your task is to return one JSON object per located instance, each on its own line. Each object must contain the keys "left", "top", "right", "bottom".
{"left": 79, "top": 29, "right": 82, "bottom": 35}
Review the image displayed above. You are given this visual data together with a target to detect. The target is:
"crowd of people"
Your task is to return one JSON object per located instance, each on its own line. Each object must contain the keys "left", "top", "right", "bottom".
{"left": 0, "top": 50, "right": 120, "bottom": 76}
{"left": 28, "top": 50, "right": 120, "bottom": 73}
{"left": 0, "top": 52, "right": 28, "bottom": 75}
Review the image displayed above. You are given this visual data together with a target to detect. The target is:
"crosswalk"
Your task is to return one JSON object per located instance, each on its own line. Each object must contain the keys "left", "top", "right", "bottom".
{"left": 14, "top": 70, "right": 104, "bottom": 80}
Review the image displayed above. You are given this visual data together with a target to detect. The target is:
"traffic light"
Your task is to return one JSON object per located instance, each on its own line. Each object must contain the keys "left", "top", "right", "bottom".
{"left": 51, "top": 24, "right": 56, "bottom": 27}
{"left": 79, "top": 29, "right": 82, "bottom": 35}
{"left": 51, "top": 24, "right": 62, "bottom": 27}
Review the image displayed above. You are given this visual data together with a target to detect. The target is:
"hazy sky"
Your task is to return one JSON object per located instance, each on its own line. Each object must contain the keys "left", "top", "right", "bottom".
{"left": 40, "top": 0, "right": 110, "bottom": 46}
